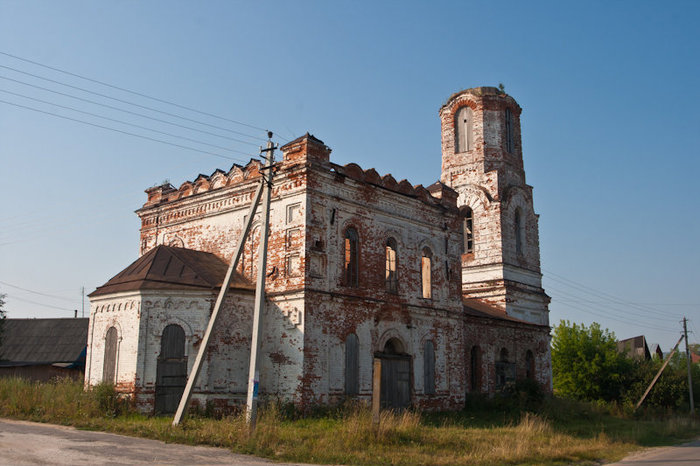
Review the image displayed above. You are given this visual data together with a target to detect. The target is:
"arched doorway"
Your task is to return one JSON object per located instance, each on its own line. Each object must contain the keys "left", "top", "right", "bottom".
{"left": 155, "top": 324, "right": 187, "bottom": 414}
{"left": 378, "top": 338, "right": 411, "bottom": 409}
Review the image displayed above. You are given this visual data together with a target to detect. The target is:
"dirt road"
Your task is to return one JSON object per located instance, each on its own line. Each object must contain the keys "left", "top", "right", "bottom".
{"left": 0, "top": 418, "right": 312, "bottom": 465}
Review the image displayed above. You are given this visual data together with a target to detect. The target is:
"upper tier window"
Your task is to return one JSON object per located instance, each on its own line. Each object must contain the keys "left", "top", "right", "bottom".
{"left": 505, "top": 108, "right": 514, "bottom": 153}
{"left": 455, "top": 106, "right": 474, "bottom": 153}
{"left": 344, "top": 228, "right": 359, "bottom": 287}
{"left": 385, "top": 238, "right": 398, "bottom": 294}
{"left": 421, "top": 247, "right": 432, "bottom": 299}
{"left": 463, "top": 207, "right": 474, "bottom": 254}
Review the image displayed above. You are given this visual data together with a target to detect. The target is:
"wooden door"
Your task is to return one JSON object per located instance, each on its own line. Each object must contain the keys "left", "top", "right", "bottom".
{"left": 380, "top": 355, "right": 411, "bottom": 409}
{"left": 155, "top": 324, "right": 187, "bottom": 415}
{"left": 102, "top": 327, "right": 118, "bottom": 383}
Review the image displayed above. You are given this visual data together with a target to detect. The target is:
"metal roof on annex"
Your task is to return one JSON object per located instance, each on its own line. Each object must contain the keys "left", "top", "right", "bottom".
{"left": 89, "top": 245, "right": 253, "bottom": 297}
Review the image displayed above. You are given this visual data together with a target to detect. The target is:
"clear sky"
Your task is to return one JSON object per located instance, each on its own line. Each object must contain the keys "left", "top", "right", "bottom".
{"left": 1, "top": 1, "right": 698, "bottom": 351}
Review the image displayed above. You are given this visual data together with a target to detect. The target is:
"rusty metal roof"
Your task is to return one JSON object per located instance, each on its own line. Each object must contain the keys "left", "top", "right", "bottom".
{"left": 0, "top": 318, "right": 88, "bottom": 366}
{"left": 89, "top": 245, "right": 253, "bottom": 297}
{"left": 463, "top": 298, "right": 548, "bottom": 327}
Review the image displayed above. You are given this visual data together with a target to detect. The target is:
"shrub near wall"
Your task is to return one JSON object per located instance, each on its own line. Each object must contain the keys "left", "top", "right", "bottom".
{"left": 0, "top": 377, "right": 128, "bottom": 422}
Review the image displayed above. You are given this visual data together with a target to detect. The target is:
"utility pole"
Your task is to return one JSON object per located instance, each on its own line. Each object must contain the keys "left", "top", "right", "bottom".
{"left": 246, "top": 132, "right": 276, "bottom": 430}
{"left": 171, "top": 135, "right": 272, "bottom": 426}
{"left": 684, "top": 317, "right": 695, "bottom": 415}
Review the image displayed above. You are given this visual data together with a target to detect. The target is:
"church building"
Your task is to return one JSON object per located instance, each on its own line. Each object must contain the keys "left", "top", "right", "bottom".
{"left": 85, "top": 87, "right": 551, "bottom": 413}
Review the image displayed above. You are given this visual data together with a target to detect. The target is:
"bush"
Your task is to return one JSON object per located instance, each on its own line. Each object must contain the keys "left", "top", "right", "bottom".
{"left": 88, "top": 383, "right": 127, "bottom": 417}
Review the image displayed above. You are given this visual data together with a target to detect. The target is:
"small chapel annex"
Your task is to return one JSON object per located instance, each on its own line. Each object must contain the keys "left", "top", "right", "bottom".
{"left": 85, "top": 87, "right": 552, "bottom": 414}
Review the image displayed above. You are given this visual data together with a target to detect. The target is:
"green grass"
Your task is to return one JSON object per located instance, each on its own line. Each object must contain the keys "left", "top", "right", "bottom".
{"left": 1, "top": 377, "right": 699, "bottom": 465}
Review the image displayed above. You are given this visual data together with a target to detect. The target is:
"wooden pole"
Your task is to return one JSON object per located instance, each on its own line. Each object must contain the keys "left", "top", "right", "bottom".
{"left": 246, "top": 133, "right": 276, "bottom": 430}
{"left": 684, "top": 317, "right": 695, "bottom": 414}
{"left": 372, "top": 357, "right": 382, "bottom": 427}
{"left": 172, "top": 166, "right": 266, "bottom": 426}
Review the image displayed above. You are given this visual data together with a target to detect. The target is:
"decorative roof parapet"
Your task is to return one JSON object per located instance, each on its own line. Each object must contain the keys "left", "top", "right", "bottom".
{"left": 140, "top": 133, "right": 457, "bottom": 212}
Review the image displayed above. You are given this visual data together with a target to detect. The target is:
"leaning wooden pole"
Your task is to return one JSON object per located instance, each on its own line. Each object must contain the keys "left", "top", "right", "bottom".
{"left": 172, "top": 161, "right": 267, "bottom": 426}
{"left": 635, "top": 334, "right": 684, "bottom": 411}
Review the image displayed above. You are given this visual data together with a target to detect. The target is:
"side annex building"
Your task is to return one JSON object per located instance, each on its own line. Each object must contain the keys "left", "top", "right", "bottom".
{"left": 85, "top": 87, "right": 552, "bottom": 413}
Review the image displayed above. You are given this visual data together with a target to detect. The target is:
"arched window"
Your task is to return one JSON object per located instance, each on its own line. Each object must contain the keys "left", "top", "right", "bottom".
{"left": 455, "top": 106, "right": 474, "bottom": 153}
{"left": 344, "top": 228, "right": 359, "bottom": 287}
{"left": 424, "top": 340, "right": 435, "bottom": 395}
{"left": 385, "top": 238, "right": 398, "bottom": 294}
{"left": 525, "top": 350, "right": 535, "bottom": 380}
{"left": 514, "top": 209, "right": 524, "bottom": 256}
{"left": 421, "top": 247, "right": 432, "bottom": 299}
{"left": 160, "top": 324, "right": 186, "bottom": 360}
{"left": 463, "top": 207, "right": 474, "bottom": 254}
{"left": 244, "top": 224, "right": 261, "bottom": 279}
{"left": 103, "top": 326, "right": 118, "bottom": 383}
{"left": 505, "top": 107, "right": 514, "bottom": 153}
{"left": 496, "top": 348, "right": 514, "bottom": 390}
{"left": 345, "top": 334, "right": 359, "bottom": 395}
{"left": 470, "top": 346, "right": 481, "bottom": 392}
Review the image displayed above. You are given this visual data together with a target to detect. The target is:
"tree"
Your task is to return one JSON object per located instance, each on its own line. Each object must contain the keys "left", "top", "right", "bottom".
{"left": 551, "top": 320, "right": 632, "bottom": 401}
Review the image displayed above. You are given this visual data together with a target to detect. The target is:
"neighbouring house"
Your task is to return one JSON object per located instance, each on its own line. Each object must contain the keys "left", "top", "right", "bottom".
{"left": 617, "top": 335, "right": 653, "bottom": 360}
{"left": 0, "top": 318, "right": 89, "bottom": 381}
{"left": 85, "top": 87, "right": 552, "bottom": 414}
{"left": 650, "top": 343, "right": 663, "bottom": 360}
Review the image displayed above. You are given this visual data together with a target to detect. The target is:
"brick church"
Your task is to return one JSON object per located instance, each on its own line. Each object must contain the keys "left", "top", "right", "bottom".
{"left": 85, "top": 87, "right": 551, "bottom": 413}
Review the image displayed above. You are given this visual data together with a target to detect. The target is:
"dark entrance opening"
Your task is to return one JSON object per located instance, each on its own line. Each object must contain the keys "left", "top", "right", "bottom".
{"left": 378, "top": 338, "right": 411, "bottom": 410}
{"left": 155, "top": 324, "right": 187, "bottom": 415}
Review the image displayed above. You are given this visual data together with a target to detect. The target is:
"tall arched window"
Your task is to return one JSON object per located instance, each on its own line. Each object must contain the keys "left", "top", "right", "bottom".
{"left": 345, "top": 334, "right": 359, "bottom": 395}
{"left": 514, "top": 208, "right": 524, "bottom": 256}
{"left": 424, "top": 340, "right": 436, "bottom": 395}
{"left": 470, "top": 346, "right": 481, "bottom": 392}
{"left": 385, "top": 238, "right": 398, "bottom": 294}
{"left": 525, "top": 350, "right": 535, "bottom": 380}
{"left": 455, "top": 106, "right": 474, "bottom": 153}
{"left": 344, "top": 228, "right": 359, "bottom": 287}
{"left": 463, "top": 207, "right": 474, "bottom": 254}
{"left": 421, "top": 247, "right": 432, "bottom": 299}
{"left": 103, "top": 326, "right": 118, "bottom": 384}
{"left": 505, "top": 107, "right": 514, "bottom": 153}
{"left": 496, "top": 348, "right": 509, "bottom": 390}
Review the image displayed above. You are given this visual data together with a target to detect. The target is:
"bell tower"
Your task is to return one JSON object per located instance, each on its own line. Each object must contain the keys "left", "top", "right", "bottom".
{"left": 439, "top": 87, "right": 549, "bottom": 325}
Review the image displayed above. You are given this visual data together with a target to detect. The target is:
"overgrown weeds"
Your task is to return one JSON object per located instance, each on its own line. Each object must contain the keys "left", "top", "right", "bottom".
{"left": 1, "top": 377, "right": 700, "bottom": 465}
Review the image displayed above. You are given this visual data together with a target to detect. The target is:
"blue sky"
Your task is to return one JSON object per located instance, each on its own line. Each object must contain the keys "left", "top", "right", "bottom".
{"left": 1, "top": 1, "right": 698, "bottom": 351}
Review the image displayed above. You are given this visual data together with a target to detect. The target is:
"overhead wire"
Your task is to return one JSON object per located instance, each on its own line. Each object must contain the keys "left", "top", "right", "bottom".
{"left": 547, "top": 284, "right": 677, "bottom": 325}
{"left": 0, "top": 50, "right": 271, "bottom": 133}
{"left": 0, "top": 88, "right": 258, "bottom": 156}
{"left": 0, "top": 74, "right": 264, "bottom": 145}
{"left": 0, "top": 99, "right": 247, "bottom": 161}
{"left": 0, "top": 280, "right": 80, "bottom": 303}
{"left": 5, "top": 293, "right": 77, "bottom": 312}
{"left": 0, "top": 64, "right": 272, "bottom": 143}
{"left": 544, "top": 270, "right": 673, "bottom": 320}
{"left": 551, "top": 298, "right": 679, "bottom": 334}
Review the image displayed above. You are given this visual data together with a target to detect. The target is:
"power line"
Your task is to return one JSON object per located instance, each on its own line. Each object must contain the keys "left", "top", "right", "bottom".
{"left": 0, "top": 50, "right": 271, "bottom": 133}
{"left": 552, "top": 298, "right": 679, "bottom": 334}
{"left": 0, "top": 74, "right": 265, "bottom": 144}
{"left": 544, "top": 269, "right": 672, "bottom": 320}
{"left": 6, "top": 293, "right": 76, "bottom": 312}
{"left": 0, "top": 98, "right": 249, "bottom": 161}
{"left": 0, "top": 280, "right": 80, "bottom": 303}
{"left": 0, "top": 88, "right": 257, "bottom": 156}
{"left": 0, "top": 64, "right": 271, "bottom": 144}
{"left": 548, "top": 285, "right": 676, "bottom": 325}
